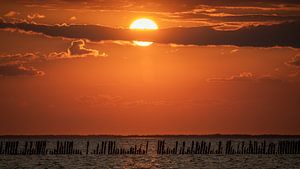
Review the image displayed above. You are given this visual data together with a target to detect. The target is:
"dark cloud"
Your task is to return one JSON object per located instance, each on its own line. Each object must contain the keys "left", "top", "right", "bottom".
{"left": 19, "top": 0, "right": 300, "bottom": 12}
{"left": 4, "top": 0, "right": 299, "bottom": 28}
{"left": 0, "top": 64, "right": 44, "bottom": 77}
{"left": 157, "top": 21, "right": 300, "bottom": 47}
{"left": 172, "top": 13, "right": 300, "bottom": 23}
{"left": 1, "top": 20, "right": 299, "bottom": 47}
{"left": 164, "top": 1, "right": 300, "bottom": 23}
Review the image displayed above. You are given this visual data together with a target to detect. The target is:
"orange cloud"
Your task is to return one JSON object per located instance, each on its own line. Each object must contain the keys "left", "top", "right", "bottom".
{"left": 207, "top": 72, "right": 283, "bottom": 83}
{"left": 27, "top": 13, "right": 45, "bottom": 20}
{"left": 69, "top": 16, "right": 77, "bottom": 21}
{"left": 0, "top": 64, "right": 44, "bottom": 77}
{"left": 288, "top": 54, "right": 300, "bottom": 67}
{"left": 4, "top": 11, "right": 19, "bottom": 17}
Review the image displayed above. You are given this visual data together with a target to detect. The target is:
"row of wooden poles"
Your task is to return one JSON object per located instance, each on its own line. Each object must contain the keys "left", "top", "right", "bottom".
{"left": 0, "top": 140, "right": 149, "bottom": 155}
{"left": 1, "top": 140, "right": 300, "bottom": 155}
{"left": 157, "top": 140, "right": 300, "bottom": 155}
{"left": 89, "top": 141, "right": 149, "bottom": 155}
{"left": 0, "top": 141, "right": 81, "bottom": 155}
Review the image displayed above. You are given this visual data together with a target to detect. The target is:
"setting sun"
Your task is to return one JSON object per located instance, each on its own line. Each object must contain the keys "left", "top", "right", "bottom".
{"left": 130, "top": 18, "right": 158, "bottom": 30}
{"left": 130, "top": 18, "right": 158, "bottom": 46}
{"left": 1, "top": 1, "right": 300, "bottom": 168}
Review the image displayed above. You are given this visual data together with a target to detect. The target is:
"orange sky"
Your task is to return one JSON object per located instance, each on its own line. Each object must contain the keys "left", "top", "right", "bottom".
{"left": 0, "top": 0, "right": 300, "bottom": 135}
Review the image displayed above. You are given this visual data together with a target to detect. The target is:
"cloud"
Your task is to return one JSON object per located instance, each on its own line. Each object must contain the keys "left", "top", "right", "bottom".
{"left": 0, "top": 39, "right": 106, "bottom": 77}
{"left": 68, "top": 39, "right": 107, "bottom": 57}
{"left": 168, "top": 12, "right": 300, "bottom": 26}
{"left": 20, "top": 0, "right": 300, "bottom": 12}
{"left": 257, "top": 75, "right": 283, "bottom": 83}
{"left": 207, "top": 72, "right": 254, "bottom": 82}
{"left": 1, "top": 20, "right": 299, "bottom": 47}
{"left": 123, "top": 99, "right": 171, "bottom": 108}
{"left": 0, "top": 53, "right": 45, "bottom": 77}
{"left": 78, "top": 94, "right": 122, "bottom": 107}
{"left": 157, "top": 21, "right": 300, "bottom": 47}
{"left": 0, "top": 64, "right": 44, "bottom": 77}
{"left": 207, "top": 72, "right": 283, "bottom": 83}
{"left": 0, "top": 53, "right": 44, "bottom": 77}
{"left": 77, "top": 94, "right": 172, "bottom": 108}
{"left": 230, "top": 49, "right": 239, "bottom": 53}
{"left": 288, "top": 54, "right": 300, "bottom": 67}
{"left": 27, "top": 13, "right": 45, "bottom": 20}
{"left": 0, "top": 40, "right": 107, "bottom": 70}
{"left": 0, "top": 53, "right": 39, "bottom": 65}
{"left": 46, "top": 52, "right": 69, "bottom": 60}
{"left": 288, "top": 70, "right": 300, "bottom": 78}
{"left": 8, "top": 0, "right": 300, "bottom": 28}
{"left": 47, "top": 39, "right": 108, "bottom": 59}
{"left": 4, "top": 11, "right": 19, "bottom": 17}
{"left": 69, "top": 16, "right": 77, "bottom": 21}
{"left": 18, "top": 0, "right": 300, "bottom": 27}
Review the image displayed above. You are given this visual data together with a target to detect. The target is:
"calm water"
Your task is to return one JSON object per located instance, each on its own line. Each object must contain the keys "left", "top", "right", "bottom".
{"left": 0, "top": 136, "right": 300, "bottom": 169}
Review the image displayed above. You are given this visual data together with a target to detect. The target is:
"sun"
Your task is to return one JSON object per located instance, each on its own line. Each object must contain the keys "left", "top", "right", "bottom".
{"left": 129, "top": 18, "right": 158, "bottom": 46}
{"left": 130, "top": 18, "right": 158, "bottom": 30}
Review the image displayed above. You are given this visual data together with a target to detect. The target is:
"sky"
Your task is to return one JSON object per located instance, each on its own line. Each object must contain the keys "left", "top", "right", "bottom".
{"left": 0, "top": 0, "right": 300, "bottom": 135}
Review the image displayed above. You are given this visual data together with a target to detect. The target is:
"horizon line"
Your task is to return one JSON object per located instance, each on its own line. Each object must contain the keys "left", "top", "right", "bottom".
{"left": 1, "top": 134, "right": 300, "bottom": 138}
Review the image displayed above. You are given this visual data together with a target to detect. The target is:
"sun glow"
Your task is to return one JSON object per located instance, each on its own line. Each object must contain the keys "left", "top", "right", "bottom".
{"left": 129, "top": 18, "right": 158, "bottom": 46}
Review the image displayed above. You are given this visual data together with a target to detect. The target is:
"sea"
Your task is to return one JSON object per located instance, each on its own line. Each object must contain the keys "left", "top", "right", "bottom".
{"left": 0, "top": 135, "right": 300, "bottom": 169}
